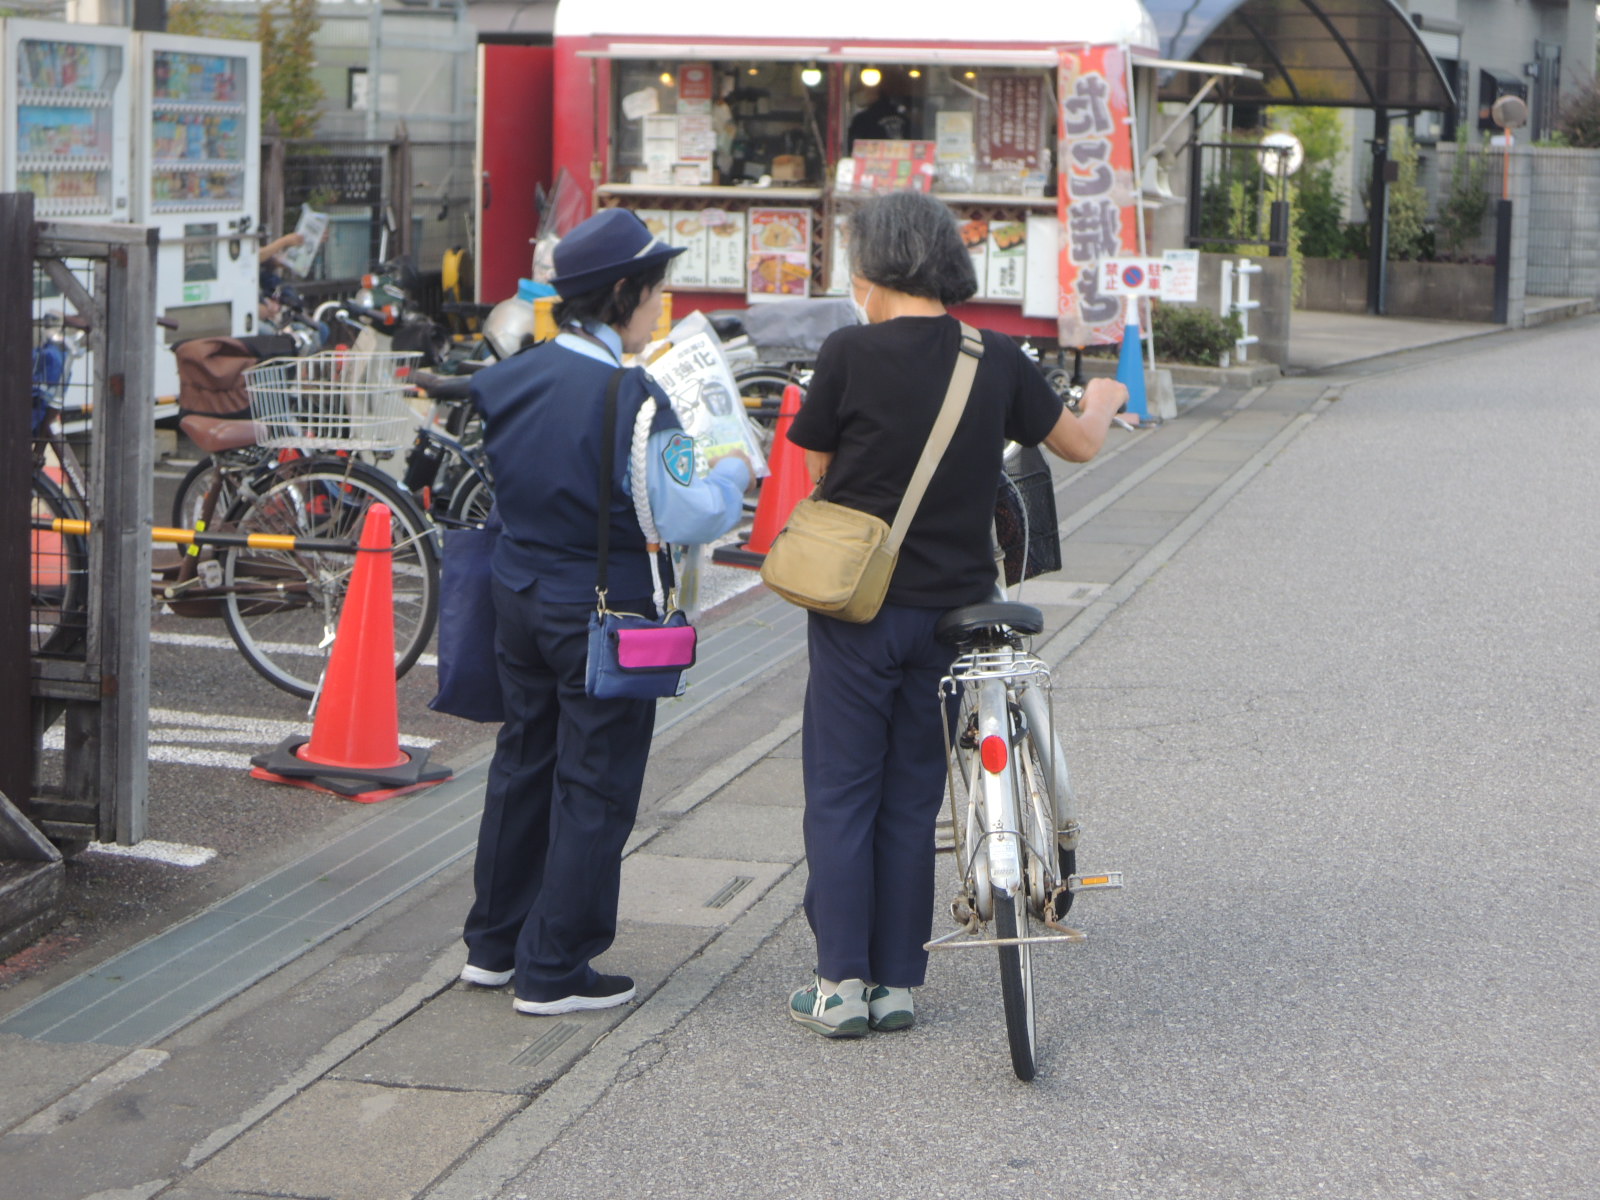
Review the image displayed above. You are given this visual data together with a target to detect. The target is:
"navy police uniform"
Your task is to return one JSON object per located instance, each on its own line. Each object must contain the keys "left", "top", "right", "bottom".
{"left": 463, "top": 324, "right": 746, "bottom": 1003}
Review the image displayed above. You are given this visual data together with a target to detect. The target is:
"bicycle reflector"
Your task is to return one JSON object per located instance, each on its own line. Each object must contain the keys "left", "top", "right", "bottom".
{"left": 980, "top": 735, "right": 1008, "bottom": 774}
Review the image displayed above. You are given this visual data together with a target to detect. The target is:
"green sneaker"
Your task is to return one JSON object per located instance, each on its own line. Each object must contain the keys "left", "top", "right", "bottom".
{"left": 789, "top": 976, "right": 869, "bottom": 1038}
{"left": 867, "top": 984, "right": 915, "bottom": 1031}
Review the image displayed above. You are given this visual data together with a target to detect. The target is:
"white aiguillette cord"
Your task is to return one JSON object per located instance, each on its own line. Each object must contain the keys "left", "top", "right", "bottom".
{"left": 630, "top": 398, "right": 671, "bottom": 613}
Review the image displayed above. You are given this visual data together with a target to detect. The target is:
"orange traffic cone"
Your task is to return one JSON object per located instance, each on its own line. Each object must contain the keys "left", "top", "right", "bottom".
{"left": 712, "top": 384, "right": 811, "bottom": 569}
{"left": 251, "top": 503, "right": 452, "bottom": 803}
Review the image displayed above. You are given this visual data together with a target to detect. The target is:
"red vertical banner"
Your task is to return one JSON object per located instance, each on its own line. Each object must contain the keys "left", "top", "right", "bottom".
{"left": 1056, "top": 44, "right": 1139, "bottom": 347}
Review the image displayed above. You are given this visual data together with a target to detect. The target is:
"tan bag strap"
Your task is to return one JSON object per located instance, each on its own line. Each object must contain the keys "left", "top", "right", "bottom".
{"left": 886, "top": 322, "right": 984, "bottom": 553}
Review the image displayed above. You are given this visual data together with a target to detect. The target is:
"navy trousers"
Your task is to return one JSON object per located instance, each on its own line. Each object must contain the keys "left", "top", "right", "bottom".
{"left": 463, "top": 578, "right": 656, "bottom": 1002}
{"left": 802, "top": 604, "right": 957, "bottom": 988}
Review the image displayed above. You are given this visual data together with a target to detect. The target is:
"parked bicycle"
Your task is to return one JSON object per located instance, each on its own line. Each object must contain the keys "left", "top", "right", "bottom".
{"left": 29, "top": 320, "right": 439, "bottom": 701}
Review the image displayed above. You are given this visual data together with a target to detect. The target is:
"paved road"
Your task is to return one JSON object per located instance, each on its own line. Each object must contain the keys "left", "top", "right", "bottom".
{"left": 473, "top": 317, "right": 1600, "bottom": 1199}
{"left": 3, "top": 315, "right": 1596, "bottom": 1199}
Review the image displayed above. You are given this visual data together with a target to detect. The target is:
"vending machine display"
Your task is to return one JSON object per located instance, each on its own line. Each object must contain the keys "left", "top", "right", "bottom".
{"left": 1, "top": 21, "right": 130, "bottom": 218}
{"left": 147, "top": 50, "right": 247, "bottom": 211}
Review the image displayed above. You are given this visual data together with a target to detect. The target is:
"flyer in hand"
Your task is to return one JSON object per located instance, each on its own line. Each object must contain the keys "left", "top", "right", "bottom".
{"left": 644, "top": 324, "right": 770, "bottom": 479}
{"left": 281, "top": 204, "right": 329, "bottom": 277}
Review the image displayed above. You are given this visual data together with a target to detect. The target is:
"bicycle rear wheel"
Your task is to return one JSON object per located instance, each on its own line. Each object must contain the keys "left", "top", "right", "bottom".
{"left": 29, "top": 468, "right": 88, "bottom": 656}
{"left": 221, "top": 458, "right": 439, "bottom": 698}
{"left": 993, "top": 882, "right": 1038, "bottom": 1081}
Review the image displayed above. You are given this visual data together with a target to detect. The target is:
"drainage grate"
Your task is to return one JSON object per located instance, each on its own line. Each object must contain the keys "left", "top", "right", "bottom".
{"left": 704, "top": 876, "right": 754, "bottom": 910}
{"left": 510, "top": 1021, "right": 582, "bottom": 1067}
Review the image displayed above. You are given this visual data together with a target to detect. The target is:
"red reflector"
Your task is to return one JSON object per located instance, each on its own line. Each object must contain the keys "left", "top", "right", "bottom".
{"left": 980, "top": 735, "right": 1008, "bottom": 774}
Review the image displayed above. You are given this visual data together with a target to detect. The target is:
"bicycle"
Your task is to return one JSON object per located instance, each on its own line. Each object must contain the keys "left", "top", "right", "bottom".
{"left": 928, "top": 594, "right": 1123, "bottom": 1082}
{"left": 29, "top": 327, "right": 440, "bottom": 700}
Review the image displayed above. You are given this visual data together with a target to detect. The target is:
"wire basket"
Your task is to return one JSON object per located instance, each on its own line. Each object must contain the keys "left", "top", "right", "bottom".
{"left": 995, "top": 445, "right": 1062, "bottom": 586}
{"left": 244, "top": 351, "right": 421, "bottom": 451}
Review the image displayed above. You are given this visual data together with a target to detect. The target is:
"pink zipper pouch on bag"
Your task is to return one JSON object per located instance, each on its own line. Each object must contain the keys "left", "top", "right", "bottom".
{"left": 614, "top": 624, "right": 697, "bottom": 671}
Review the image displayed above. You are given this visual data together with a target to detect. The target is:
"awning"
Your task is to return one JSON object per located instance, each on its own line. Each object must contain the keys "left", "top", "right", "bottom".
{"left": 1143, "top": 0, "right": 1455, "bottom": 110}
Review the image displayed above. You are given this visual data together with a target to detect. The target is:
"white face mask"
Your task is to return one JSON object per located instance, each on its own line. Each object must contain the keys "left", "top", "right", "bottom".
{"left": 850, "top": 283, "right": 875, "bottom": 325}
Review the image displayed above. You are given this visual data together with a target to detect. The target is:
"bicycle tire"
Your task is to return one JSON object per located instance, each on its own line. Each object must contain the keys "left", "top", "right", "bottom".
{"left": 443, "top": 463, "right": 495, "bottom": 528}
{"left": 171, "top": 456, "right": 229, "bottom": 531}
{"left": 993, "top": 882, "right": 1038, "bottom": 1082}
{"left": 221, "top": 458, "right": 439, "bottom": 698}
{"left": 29, "top": 468, "right": 88, "bottom": 657}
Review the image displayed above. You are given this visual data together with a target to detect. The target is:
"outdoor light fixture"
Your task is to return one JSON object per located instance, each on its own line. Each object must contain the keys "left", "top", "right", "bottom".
{"left": 801, "top": 65, "right": 823, "bottom": 87}
{"left": 659, "top": 71, "right": 674, "bottom": 87}
{"left": 860, "top": 66, "right": 882, "bottom": 87}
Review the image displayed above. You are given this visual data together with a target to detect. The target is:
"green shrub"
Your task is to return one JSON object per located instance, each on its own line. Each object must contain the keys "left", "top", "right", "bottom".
{"left": 1294, "top": 166, "right": 1347, "bottom": 258}
{"left": 1435, "top": 140, "right": 1492, "bottom": 262}
{"left": 1385, "top": 127, "right": 1428, "bottom": 261}
{"left": 1151, "top": 302, "right": 1245, "bottom": 367}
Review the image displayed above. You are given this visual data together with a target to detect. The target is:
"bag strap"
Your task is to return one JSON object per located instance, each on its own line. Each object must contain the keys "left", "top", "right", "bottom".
{"left": 594, "top": 367, "right": 627, "bottom": 602}
{"left": 886, "top": 322, "right": 985, "bottom": 553}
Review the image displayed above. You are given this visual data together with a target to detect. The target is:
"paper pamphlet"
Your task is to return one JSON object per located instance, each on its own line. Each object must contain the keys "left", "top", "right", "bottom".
{"left": 645, "top": 315, "right": 769, "bottom": 480}
{"left": 280, "top": 205, "right": 328, "bottom": 277}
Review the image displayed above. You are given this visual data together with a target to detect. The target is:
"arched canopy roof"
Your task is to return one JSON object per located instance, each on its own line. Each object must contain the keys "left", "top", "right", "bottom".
{"left": 1144, "top": 0, "right": 1454, "bottom": 110}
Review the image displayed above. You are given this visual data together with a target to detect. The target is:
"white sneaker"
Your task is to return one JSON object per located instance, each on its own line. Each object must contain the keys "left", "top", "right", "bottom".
{"left": 459, "top": 964, "right": 513, "bottom": 988}
{"left": 867, "top": 984, "right": 915, "bottom": 1031}
{"left": 789, "top": 975, "right": 869, "bottom": 1038}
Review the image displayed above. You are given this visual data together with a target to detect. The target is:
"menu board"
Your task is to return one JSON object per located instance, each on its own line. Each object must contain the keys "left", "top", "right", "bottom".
{"left": 666, "top": 211, "right": 709, "bottom": 288}
{"left": 975, "top": 74, "right": 1049, "bottom": 191}
{"left": 746, "top": 208, "right": 811, "bottom": 303}
{"left": 959, "top": 218, "right": 989, "bottom": 296}
{"left": 985, "top": 220, "right": 1027, "bottom": 301}
{"left": 704, "top": 209, "right": 746, "bottom": 289}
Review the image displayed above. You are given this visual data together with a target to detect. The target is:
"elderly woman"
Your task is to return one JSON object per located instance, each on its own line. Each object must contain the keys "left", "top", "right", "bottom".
{"left": 783, "top": 191, "right": 1128, "bottom": 1037}
{"left": 460, "top": 209, "right": 752, "bottom": 1016}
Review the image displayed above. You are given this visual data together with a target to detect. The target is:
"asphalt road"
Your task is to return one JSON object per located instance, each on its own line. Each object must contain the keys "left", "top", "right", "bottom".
{"left": 481, "top": 320, "right": 1600, "bottom": 1199}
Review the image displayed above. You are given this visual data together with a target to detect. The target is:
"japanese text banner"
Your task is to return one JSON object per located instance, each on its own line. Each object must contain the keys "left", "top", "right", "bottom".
{"left": 1057, "top": 44, "right": 1139, "bottom": 347}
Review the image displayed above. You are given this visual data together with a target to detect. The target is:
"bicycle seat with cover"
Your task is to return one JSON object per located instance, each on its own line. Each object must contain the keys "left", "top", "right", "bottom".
{"left": 934, "top": 602, "right": 1044, "bottom": 647}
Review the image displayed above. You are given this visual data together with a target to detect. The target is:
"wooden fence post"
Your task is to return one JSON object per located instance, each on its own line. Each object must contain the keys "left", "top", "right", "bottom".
{"left": 0, "top": 194, "right": 36, "bottom": 815}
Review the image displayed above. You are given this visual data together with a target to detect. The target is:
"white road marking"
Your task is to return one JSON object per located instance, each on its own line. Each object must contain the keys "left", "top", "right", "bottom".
{"left": 86, "top": 840, "right": 218, "bottom": 868}
{"left": 39, "top": 708, "right": 439, "bottom": 769}
{"left": 149, "top": 629, "right": 437, "bottom": 668}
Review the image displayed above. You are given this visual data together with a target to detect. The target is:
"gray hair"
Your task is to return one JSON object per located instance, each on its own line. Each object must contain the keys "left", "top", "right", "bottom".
{"left": 846, "top": 191, "right": 978, "bottom": 305}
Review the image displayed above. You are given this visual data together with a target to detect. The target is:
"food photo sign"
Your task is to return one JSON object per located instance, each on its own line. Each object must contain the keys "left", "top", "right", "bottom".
{"left": 747, "top": 207, "right": 811, "bottom": 303}
{"left": 1055, "top": 43, "right": 1140, "bottom": 348}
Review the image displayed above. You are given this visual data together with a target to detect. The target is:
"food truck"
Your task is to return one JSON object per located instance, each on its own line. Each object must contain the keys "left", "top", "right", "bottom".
{"left": 533, "top": 0, "right": 1168, "bottom": 345}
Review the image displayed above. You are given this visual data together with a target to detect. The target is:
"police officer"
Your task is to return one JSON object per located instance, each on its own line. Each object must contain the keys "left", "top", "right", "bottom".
{"left": 460, "top": 209, "right": 752, "bottom": 1015}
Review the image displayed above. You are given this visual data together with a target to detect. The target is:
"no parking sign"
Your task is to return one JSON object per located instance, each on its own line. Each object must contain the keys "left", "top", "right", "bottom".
{"left": 1100, "top": 257, "right": 1163, "bottom": 295}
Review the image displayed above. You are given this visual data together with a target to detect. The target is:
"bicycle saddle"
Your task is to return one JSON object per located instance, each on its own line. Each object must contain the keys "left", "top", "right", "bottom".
{"left": 180, "top": 413, "right": 266, "bottom": 455}
{"left": 708, "top": 313, "right": 747, "bottom": 340}
{"left": 935, "top": 602, "right": 1044, "bottom": 646}
{"left": 411, "top": 369, "right": 474, "bottom": 401}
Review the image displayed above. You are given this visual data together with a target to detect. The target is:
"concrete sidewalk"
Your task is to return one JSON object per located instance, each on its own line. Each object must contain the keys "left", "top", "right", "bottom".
{"left": 0, "top": 310, "right": 1588, "bottom": 1200}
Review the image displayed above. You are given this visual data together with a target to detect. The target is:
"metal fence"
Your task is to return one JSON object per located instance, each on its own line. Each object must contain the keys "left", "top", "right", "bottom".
{"left": 1186, "top": 140, "right": 1293, "bottom": 255}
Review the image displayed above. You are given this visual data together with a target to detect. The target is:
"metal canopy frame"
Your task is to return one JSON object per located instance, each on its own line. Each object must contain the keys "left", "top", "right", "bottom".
{"left": 1145, "top": 0, "right": 1455, "bottom": 111}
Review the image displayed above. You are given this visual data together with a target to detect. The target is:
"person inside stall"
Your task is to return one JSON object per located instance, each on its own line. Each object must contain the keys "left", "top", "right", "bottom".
{"left": 847, "top": 77, "right": 919, "bottom": 152}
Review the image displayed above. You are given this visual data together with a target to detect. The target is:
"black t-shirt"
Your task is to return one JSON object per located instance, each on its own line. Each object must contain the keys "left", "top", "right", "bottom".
{"left": 787, "top": 315, "right": 1064, "bottom": 608}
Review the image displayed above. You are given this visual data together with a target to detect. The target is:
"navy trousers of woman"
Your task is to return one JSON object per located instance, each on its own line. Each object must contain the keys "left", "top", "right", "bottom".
{"left": 802, "top": 604, "right": 957, "bottom": 989}
{"left": 463, "top": 578, "right": 656, "bottom": 1003}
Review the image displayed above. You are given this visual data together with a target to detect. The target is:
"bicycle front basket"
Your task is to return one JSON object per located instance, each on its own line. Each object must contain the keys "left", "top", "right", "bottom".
{"left": 995, "top": 445, "right": 1062, "bottom": 586}
{"left": 244, "top": 350, "right": 421, "bottom": 451}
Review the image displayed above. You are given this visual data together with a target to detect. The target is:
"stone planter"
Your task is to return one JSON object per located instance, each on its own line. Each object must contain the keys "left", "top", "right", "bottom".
{"left": 1299, "top": 257, "right": 1499, "bottom": 323}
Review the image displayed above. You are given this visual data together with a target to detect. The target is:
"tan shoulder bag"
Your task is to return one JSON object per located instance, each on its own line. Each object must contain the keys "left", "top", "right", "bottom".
{"left": 759, "top": 323, "right": 985, "bottom": 623}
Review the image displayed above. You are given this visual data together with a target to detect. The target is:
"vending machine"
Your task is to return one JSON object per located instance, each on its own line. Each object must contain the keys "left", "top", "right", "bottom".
{"left": 132, "top": 32, "right": 260, "bottom": 400}
{"left": 0, "top": 19, "right": 132, "bottom": 221}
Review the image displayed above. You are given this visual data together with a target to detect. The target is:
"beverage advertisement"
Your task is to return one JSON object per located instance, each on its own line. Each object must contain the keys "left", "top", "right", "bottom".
{"left": 19, "top": 38, "right": 114, "bottom": 91}
{"left": 1055, "top": 44, "right": 1139, "bottom": 347}
{"left": 147, "top": 49, "right": 248, "bottom": 211}
{"left": 12, "top": 37, "right": 125, "bottom": 214}
{"left": 747, "top": 207, "right": 810, "bottom": 303}
{"left": 704, "top": 209, "right": 746, "bottom": 289}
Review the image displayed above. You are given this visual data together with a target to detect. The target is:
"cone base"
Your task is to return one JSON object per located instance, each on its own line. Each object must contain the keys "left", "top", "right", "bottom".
{"left": 249, "top": 766, "right": 449, "bottom": 805}
{"left": 709, "top": 543, "right": 766, "bottom": 570}
{"left": 250, "top": 734, "right": 453, "bottom": 800}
